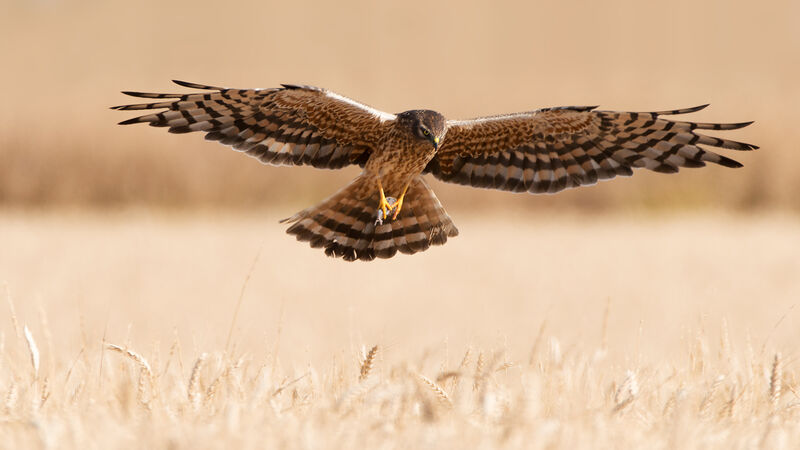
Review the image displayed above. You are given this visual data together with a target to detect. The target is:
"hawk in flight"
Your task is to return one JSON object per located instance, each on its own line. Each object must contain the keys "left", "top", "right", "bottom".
{"left": 113, "top": 80, "right": 756, "bottom": 261}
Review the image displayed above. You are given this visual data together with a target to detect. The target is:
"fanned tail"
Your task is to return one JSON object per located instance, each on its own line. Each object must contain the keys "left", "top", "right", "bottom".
{"left": 282, "top": 175, "right": 458, "bottom": 261}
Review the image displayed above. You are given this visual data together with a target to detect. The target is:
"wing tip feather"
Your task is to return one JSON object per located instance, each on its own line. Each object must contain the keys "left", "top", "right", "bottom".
{"left": 717, "top": 156, "right": 744, "bottom": 168}
{"left": 656, "top": 104, "right": 710, "bottom": 115}
{"left": 117, "top": 117, "right": 142, "bottom": 125}
{"left": 172, "top": 79, "right": 223, "bottom": 90}
{"left": 119, "top": 90, "right": 182, "bottom": 99}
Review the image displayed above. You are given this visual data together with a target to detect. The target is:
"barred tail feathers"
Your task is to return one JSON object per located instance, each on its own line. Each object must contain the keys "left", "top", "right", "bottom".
{"left": 282, "top": 175, "right": 458, "bottom": 261}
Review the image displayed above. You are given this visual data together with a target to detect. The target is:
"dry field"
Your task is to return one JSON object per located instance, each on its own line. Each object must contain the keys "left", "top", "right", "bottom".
{"left": 1, "top": 211, "right": 800, "bottom": 448}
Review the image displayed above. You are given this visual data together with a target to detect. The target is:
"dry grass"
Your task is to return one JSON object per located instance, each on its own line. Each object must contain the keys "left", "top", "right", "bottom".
{"left": 1, "top": 211, "right": 800, "bottom": 448}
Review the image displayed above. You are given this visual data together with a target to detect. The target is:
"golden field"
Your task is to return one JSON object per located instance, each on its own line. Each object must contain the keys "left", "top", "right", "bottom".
{"left": 3, "top": 0, "right": 800, "bottom": 448}
{"left": 1, "top": 212, "right": 800, "bottom": 448}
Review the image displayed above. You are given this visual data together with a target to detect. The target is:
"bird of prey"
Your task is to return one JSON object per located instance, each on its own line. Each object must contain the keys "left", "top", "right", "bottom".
{"left": 113, "top": 80, "right": 757, "bottom": 261}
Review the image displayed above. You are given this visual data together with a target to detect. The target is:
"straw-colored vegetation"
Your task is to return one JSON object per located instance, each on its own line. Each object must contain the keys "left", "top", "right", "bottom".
{"left": 2, "top": 212, "right": 799, "bottom": 448}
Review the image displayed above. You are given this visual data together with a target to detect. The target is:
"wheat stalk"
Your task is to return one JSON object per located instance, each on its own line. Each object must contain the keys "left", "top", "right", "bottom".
{"left": 612, "top": 370, "right": 639, "bottom": 414}
{"left": 359, "top": 345, "right": 378, "bottom": 381}
{"left": 691, "top": 329, "right": 706, "bottom": 375}
{"left": 4, "top": 381, "right": 18, "bottom": 413}
{"left": 39, "top": 376, "right": 50, "bottom": 409}
{"left": 436, "top": 371, "right": 461, "bottom": 383}
{"left": 137, "top": 369, "right": 151, "bottom": 409}
{"left": 205, "top": 370, "right": 227, "bottom": 406}
{"left": 473, "top": 351, "right": 486, "bottom": 391}
{"left": 724, "top": 384, "right": 738, "bottom": 419}
{"left": 106, "top": 344, "right": 153, "bottom": 377}
{"left": 224, "top": 243, "right": 264, "bottom": 358}
{"left": 206, "top": 357, "right": 247, "bottom": 405}
{"left": 188, "top": 353, "right": 207, "bottom": 409}
{"left": 24, "top": 325, "right": 40, "bottom": 380}
{"left": 699, "top": 375, "right": 725, "bottom": 419}
{"left": 495, "top": 362, "right": 514, "bottom": 373}
{"left": 107, "top": 344, "right": 153, "bottom": 376}
{"left": 459, "top": 348, "right": 472, "bottom": 370}
{"left": 769, "top": 352, "right": 782, "bottom": 412}
{"left": 449, "top": 348, "right": 471, "bottom": 393}
{"left": 106, "top": 343, "right": 155, "bottom": 407}
{"left": 417, "top": 373, "right": 452, "bottom": 408}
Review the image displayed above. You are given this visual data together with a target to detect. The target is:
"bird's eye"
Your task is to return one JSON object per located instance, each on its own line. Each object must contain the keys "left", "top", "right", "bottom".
{"left": 422, "top": 129, "right": 429, "bottom": 136}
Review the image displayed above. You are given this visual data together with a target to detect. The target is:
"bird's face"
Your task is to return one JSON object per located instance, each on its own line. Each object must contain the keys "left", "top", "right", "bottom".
{"left": 399, "top": 110, "right": 446, "bottom": 151}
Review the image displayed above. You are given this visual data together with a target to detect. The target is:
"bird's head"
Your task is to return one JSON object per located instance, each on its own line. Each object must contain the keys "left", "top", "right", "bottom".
{"left": 397, "top": 110, "right": 446, "bottom": 150}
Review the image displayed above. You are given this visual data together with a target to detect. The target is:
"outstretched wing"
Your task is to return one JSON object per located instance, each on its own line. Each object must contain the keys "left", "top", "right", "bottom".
{"left": 112, "top": 80, "right": 396, "bottom": 169}
{"left": 426, "top": 105, "right": 757, "bottom": 193}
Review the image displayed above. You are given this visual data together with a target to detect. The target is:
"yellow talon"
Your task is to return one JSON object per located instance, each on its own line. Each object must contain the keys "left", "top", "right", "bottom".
{"left": 377, "top": 179, "right": 393, "bottom": 220}
{"left": 391, "top": 196, "right": 404, "bottom": 220}
{"left": 391, "top": 185, "right": 409, "bottom": 220}
{"left": 375, "top": 179, "right": 408, "bottom": 224}
{"left": 379, "top": 194, "right": 394, "bottom": 219}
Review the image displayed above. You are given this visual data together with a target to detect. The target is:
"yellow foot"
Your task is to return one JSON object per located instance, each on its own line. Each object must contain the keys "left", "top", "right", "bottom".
{"left": 391, "top": 195, "right": 404, "bottom": 220}
{"left": 374, "top": 180, "right": 408, "bottom": 225}
{"left": 375, "top": 196, "right": 398, "bottom": 226}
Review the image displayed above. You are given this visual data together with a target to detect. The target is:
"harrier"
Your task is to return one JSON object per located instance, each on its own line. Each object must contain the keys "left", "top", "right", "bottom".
{"left": 113, "top": 80, "right": 757, "bottom": 261}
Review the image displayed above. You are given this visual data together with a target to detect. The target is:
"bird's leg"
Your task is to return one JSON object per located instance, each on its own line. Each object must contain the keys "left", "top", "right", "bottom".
{"left": 377, "top": 178, "right": 394, "bottom": 220}
{"left": 390, "top": 183, "right": 410, "bottom": 220}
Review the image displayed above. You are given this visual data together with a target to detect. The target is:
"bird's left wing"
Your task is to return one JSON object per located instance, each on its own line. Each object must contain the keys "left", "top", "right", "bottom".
{"left": 112, "top": 80, "right": 396, "bottom": 169}
{"left": 426, "top": 105, "right": 756, "bottom": 193}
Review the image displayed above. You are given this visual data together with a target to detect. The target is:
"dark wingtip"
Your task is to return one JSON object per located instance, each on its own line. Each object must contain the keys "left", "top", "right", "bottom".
{"left": 172, "top": 80, "right": 222, "bottom": 90}
{"left": 118, "top": 117, "right": 141, "bottom": 125}
{"left": 167, "top": 126, "right": 192, "bottom": 134}
{"left": 656, "top": 104, "right": 710, "bottom": 115}
{"left": 119, "top": 90, "right": 181, "bottom": 99}
{"left": 719, "top": 121, "right": 755, "bottom": 130}
{"left": 717, "top": 155, "right": 744, "bottom": 168}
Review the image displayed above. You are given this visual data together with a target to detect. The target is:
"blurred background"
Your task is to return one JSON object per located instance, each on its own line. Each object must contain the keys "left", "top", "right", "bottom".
{"left": 1, "top": 0, "right": 796, "bottom": 212}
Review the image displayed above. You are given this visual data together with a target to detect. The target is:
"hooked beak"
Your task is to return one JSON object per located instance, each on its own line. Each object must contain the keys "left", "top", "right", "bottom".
{"left": 433, "top": 136, "right": 439, "bottom": 150}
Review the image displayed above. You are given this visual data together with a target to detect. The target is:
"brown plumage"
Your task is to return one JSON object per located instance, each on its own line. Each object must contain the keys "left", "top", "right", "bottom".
{"left": 113, "top": 80, "right": 757, "bottom": 261}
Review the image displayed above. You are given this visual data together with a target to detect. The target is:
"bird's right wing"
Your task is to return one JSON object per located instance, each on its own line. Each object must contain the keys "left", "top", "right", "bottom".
{"left": 426, "top": 105, "right": 756, "bottom": 194}
{"left": 112, "top": 80, "right": 396, "bottom": 169}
